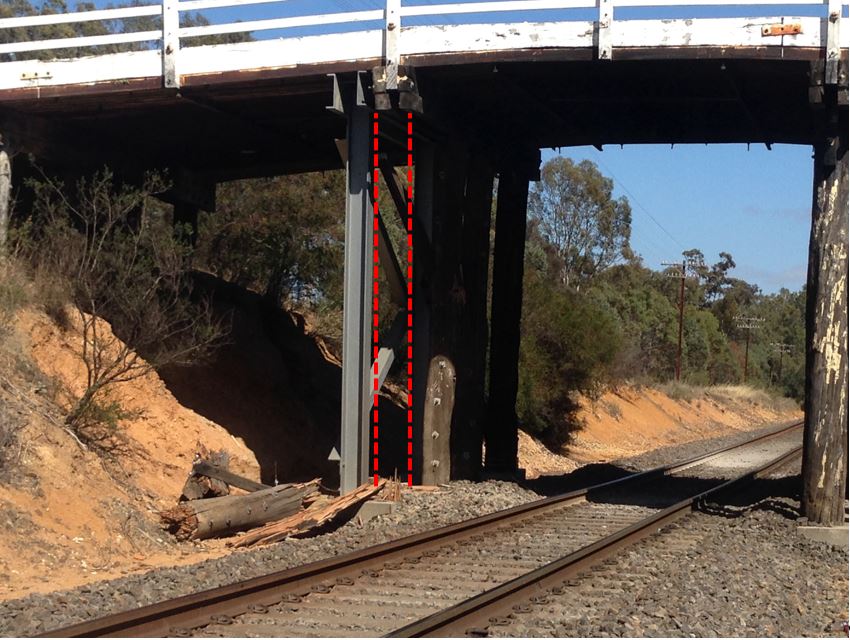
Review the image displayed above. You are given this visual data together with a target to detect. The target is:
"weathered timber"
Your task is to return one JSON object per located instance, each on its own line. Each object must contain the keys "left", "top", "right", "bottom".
{"left": 422, "top": 356, "right": 456, "bottom": 486}
{"left": 485, "top": 153, "right": 537, "bottom": 474}
{"left": 233, "top": 480, "right": 384, "bottom": 547}
{"left": 180, "top": 472, "right": 229, "bottom": 502}
{"left": 412, "top": 141, "right": 435, "bottom": 485}
{"left": 0, "top": 139, "right": 9, "bottom": 257}
{"left": 192, "top": 460, "right": 270, "bottom": 493}
{"left": 179, "top": 449, "right": 231, "bottom": 501}
{"left": 420, "top": 142, "right": 468, "bottom": 485}
{"left": 451, "top": 155, "right": 495, "bottom": 479}
{"left": 162, "top": 480, "right": 319, "bottom": 540}
{"left": 802, "top": 130, "right": 849, "bottom": 526}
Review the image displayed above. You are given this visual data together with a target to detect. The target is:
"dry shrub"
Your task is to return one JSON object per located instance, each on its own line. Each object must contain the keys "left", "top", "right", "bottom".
{"left": 15, "top": 169, "right": 227, "bottom": 445}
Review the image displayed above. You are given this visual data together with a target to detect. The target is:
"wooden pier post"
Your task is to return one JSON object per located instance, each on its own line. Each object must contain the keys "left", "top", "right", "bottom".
{"left": 419, "top": 142, "right": 469, "bottom": 486}
{"left": 0, "top": 135, "right": 10, "bottom": 258}
{"left": 452, "top": 155, "right": 495, "bottom": 479}
{"left": 485, "top": 151, "right": 538, "bottom": 475}
{"left": 802, "top": 128, "right": 848, "bottom": 526}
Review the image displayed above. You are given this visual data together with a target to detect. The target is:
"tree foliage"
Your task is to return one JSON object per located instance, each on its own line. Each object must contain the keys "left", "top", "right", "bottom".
{"left": 518, "top": 156, "right": 804, "bottom": 448}
{"left": 528, "top": 157, "right": 632, "bottom": 286}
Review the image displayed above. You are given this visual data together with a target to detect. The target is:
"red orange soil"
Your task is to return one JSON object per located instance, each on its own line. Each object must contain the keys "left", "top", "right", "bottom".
{"left": 519, "top": 385, "right": 801, "bottom": 479}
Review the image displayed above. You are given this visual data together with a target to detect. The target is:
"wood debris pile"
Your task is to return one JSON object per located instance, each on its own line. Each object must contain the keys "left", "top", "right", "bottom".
{"left": 160, "top": 449, "right": 384, "bottom": 546}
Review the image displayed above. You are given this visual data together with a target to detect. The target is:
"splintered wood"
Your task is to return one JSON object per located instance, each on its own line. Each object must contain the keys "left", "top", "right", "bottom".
{"left": 161, "top": 480, "right": 319, "bottom": 540}
{"left": 234, "top": 480, "right": 385, "bottom": 547}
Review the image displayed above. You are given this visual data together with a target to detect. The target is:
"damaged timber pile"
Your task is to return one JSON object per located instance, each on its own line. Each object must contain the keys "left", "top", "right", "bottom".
{"left": 161, "top": 480, "right": 320, "bottom": 540}
{"left": 159, "top": 451, "right": 388, "bottom": 544}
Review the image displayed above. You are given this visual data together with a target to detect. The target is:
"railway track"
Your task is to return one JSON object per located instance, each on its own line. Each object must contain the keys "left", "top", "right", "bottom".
{"left": 44, "top": 421, "right": 803, "bottom": 638}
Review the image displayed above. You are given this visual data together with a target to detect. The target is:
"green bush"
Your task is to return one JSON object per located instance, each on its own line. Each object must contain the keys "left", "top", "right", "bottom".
{"left": 518, "top": 271, "right": 622, "bottom": 447}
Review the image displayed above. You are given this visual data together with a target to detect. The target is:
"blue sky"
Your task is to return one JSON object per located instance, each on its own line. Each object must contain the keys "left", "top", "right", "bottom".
{"left": 548, "top": 144, "right": 813, "bottom": 294}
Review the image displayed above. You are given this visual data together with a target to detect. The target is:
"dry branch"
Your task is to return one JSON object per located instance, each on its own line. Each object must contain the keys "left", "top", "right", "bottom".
{"left": 233, "top": 480, "right": 384, "bottom": 547}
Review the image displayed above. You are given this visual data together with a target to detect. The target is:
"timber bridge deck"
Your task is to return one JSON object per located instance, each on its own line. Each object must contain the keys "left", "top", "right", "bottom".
{"left": 0, "top": 0, "right": 846, "bottom": 497}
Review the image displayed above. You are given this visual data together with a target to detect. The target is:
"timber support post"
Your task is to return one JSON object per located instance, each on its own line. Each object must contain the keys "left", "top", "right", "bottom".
{"left": 339, "top": 75, "right": 373, "bottom": 494}
{"left": 0, "top": 135, "right": 10, "bottom": 258}
{"left": 485, "top": 149, "right": 540, "bottom": 476}
{"left": 802, "top": 63, "right": 848, "bottom": 525}
{"left": 419, "top": 140, "right": 469, "bottom": 486}
{"left": 452, "top": 153, "right": 496, "bottom": 479}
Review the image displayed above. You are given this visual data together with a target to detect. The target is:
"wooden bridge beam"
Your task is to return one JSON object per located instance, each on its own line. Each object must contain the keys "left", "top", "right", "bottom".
{"left": 802, "top": 120, "right": 848, "bottom": 525}
{"left": 484, "top": 150, "right": 539, "bottom": 476}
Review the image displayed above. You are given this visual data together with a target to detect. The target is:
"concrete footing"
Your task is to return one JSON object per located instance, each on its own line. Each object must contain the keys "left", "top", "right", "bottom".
{"left": 356, "top": 500, "right": 397, "bottom": 524}
{"left": 797, "top": 524, "right": 849, "bottom": 549}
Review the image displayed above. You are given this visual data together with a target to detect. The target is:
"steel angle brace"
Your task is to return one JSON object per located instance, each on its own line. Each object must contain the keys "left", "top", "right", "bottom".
{"left": 327, "top": 71, "right": 370, "bottom": 117}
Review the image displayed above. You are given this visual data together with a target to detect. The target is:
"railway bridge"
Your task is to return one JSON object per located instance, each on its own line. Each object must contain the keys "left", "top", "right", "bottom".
{"left": 0, "top": 0, "right": 846, "bottom": 522}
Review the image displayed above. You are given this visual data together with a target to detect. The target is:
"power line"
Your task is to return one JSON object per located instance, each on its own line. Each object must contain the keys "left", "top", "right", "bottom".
{"left": 589, "top": 149, "right": 687, "bottom": 253}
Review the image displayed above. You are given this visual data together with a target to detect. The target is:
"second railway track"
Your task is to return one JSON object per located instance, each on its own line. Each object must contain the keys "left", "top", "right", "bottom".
{"left": 45, "top": 421, "right": 804, "bottom": 638}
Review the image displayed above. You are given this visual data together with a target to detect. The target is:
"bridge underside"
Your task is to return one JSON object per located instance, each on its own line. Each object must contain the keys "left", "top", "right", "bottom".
{"left": 1, "top": 50, "right": 846, "bottom": 496}
{"left": 1, "top": 53, "right": 828, "bottom": 179}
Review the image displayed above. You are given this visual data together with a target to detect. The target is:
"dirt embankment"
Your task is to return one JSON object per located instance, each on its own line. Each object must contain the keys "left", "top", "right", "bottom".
{"left": 519, "top": 385, "right": 802, "bottom": 479}
{"left": 0, "top": 308, "right": 261, "bottom": 600}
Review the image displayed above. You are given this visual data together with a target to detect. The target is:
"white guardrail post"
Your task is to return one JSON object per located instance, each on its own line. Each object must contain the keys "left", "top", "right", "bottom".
{"left": 385, "top": 0, "right": 401, "bottom": 90}
{"left": 825, "top": 0, "right": 842, "bottom": 83}
{"left": 162, "top": 0, "right": 181, "bottom": 88}
{"left": 598, "top": 0, "right": 613, "bottom": 59}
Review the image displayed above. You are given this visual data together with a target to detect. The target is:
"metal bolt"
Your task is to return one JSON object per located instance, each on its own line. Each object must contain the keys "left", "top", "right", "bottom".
{"left": 431, "top": 430, "right": 440, "bottom": 439}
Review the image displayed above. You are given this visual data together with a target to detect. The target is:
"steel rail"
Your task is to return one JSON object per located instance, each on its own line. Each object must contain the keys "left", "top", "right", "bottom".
{"left": 390, "top": 444, "right": 803, "bottom": 637}
{"left": 41, "top": 420, "right": 802, "bottom": 638}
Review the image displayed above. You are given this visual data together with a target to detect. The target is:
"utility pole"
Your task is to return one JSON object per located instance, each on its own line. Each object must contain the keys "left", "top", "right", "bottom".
{"left": 770, "top": 342, "right": 792, "bottom": 384}
{"left": 662, "top": 255, "right": 704, "bottom": 381}
{"left": 735, "top": 315, "right": 765, "bottom": 383}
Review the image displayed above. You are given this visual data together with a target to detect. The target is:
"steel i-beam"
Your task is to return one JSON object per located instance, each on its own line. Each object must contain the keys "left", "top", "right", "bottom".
{"left": 339, "top": 84, "right": 373, "bottom": 494}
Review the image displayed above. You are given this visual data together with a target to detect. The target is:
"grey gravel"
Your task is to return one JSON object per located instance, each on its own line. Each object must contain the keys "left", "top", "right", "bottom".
{"left": 0, "top": 481, "right": 539, "bottom": 636}
{"left": 491, "top": 462, "right": 849, "bottom": 638}
{"left": 1, "top": 421, "right": 839, "bottom": 639}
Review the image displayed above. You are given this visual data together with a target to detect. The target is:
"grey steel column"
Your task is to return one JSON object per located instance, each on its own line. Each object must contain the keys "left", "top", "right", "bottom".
{"left": 340, "top": 101, "right": 372, "bottom": 494}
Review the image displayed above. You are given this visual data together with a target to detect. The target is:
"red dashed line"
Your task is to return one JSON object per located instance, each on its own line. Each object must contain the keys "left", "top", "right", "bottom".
{"left": 406, "top": 112, "right": 414, "bottom": 487}
{"left": 372, "top": 112, "right": 380, "bottom": 488}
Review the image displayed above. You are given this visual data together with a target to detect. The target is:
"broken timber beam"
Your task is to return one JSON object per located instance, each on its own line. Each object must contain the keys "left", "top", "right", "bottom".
{"left": 192, "top": 461, "right": 270, "bottom": 494}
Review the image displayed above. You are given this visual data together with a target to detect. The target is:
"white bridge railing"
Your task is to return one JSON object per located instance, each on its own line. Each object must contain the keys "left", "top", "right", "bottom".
{"left": 0, "top": 0, "right": 846, "bottom": 93}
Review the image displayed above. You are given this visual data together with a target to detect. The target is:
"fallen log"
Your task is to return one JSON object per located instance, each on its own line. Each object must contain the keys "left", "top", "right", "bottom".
{"left": 162, "top": 480, "right": 319, "bottom": 540}
{"left": 233, "top": 480, "right": 385, "bottom": 547}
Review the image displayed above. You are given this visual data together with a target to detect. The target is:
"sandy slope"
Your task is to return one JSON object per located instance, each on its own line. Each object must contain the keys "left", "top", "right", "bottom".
{"left": 519, "top": 386, "right": 801, "bottom": 478}
{"left": 0, "top": 309, "right": 260, "bottom": 600}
